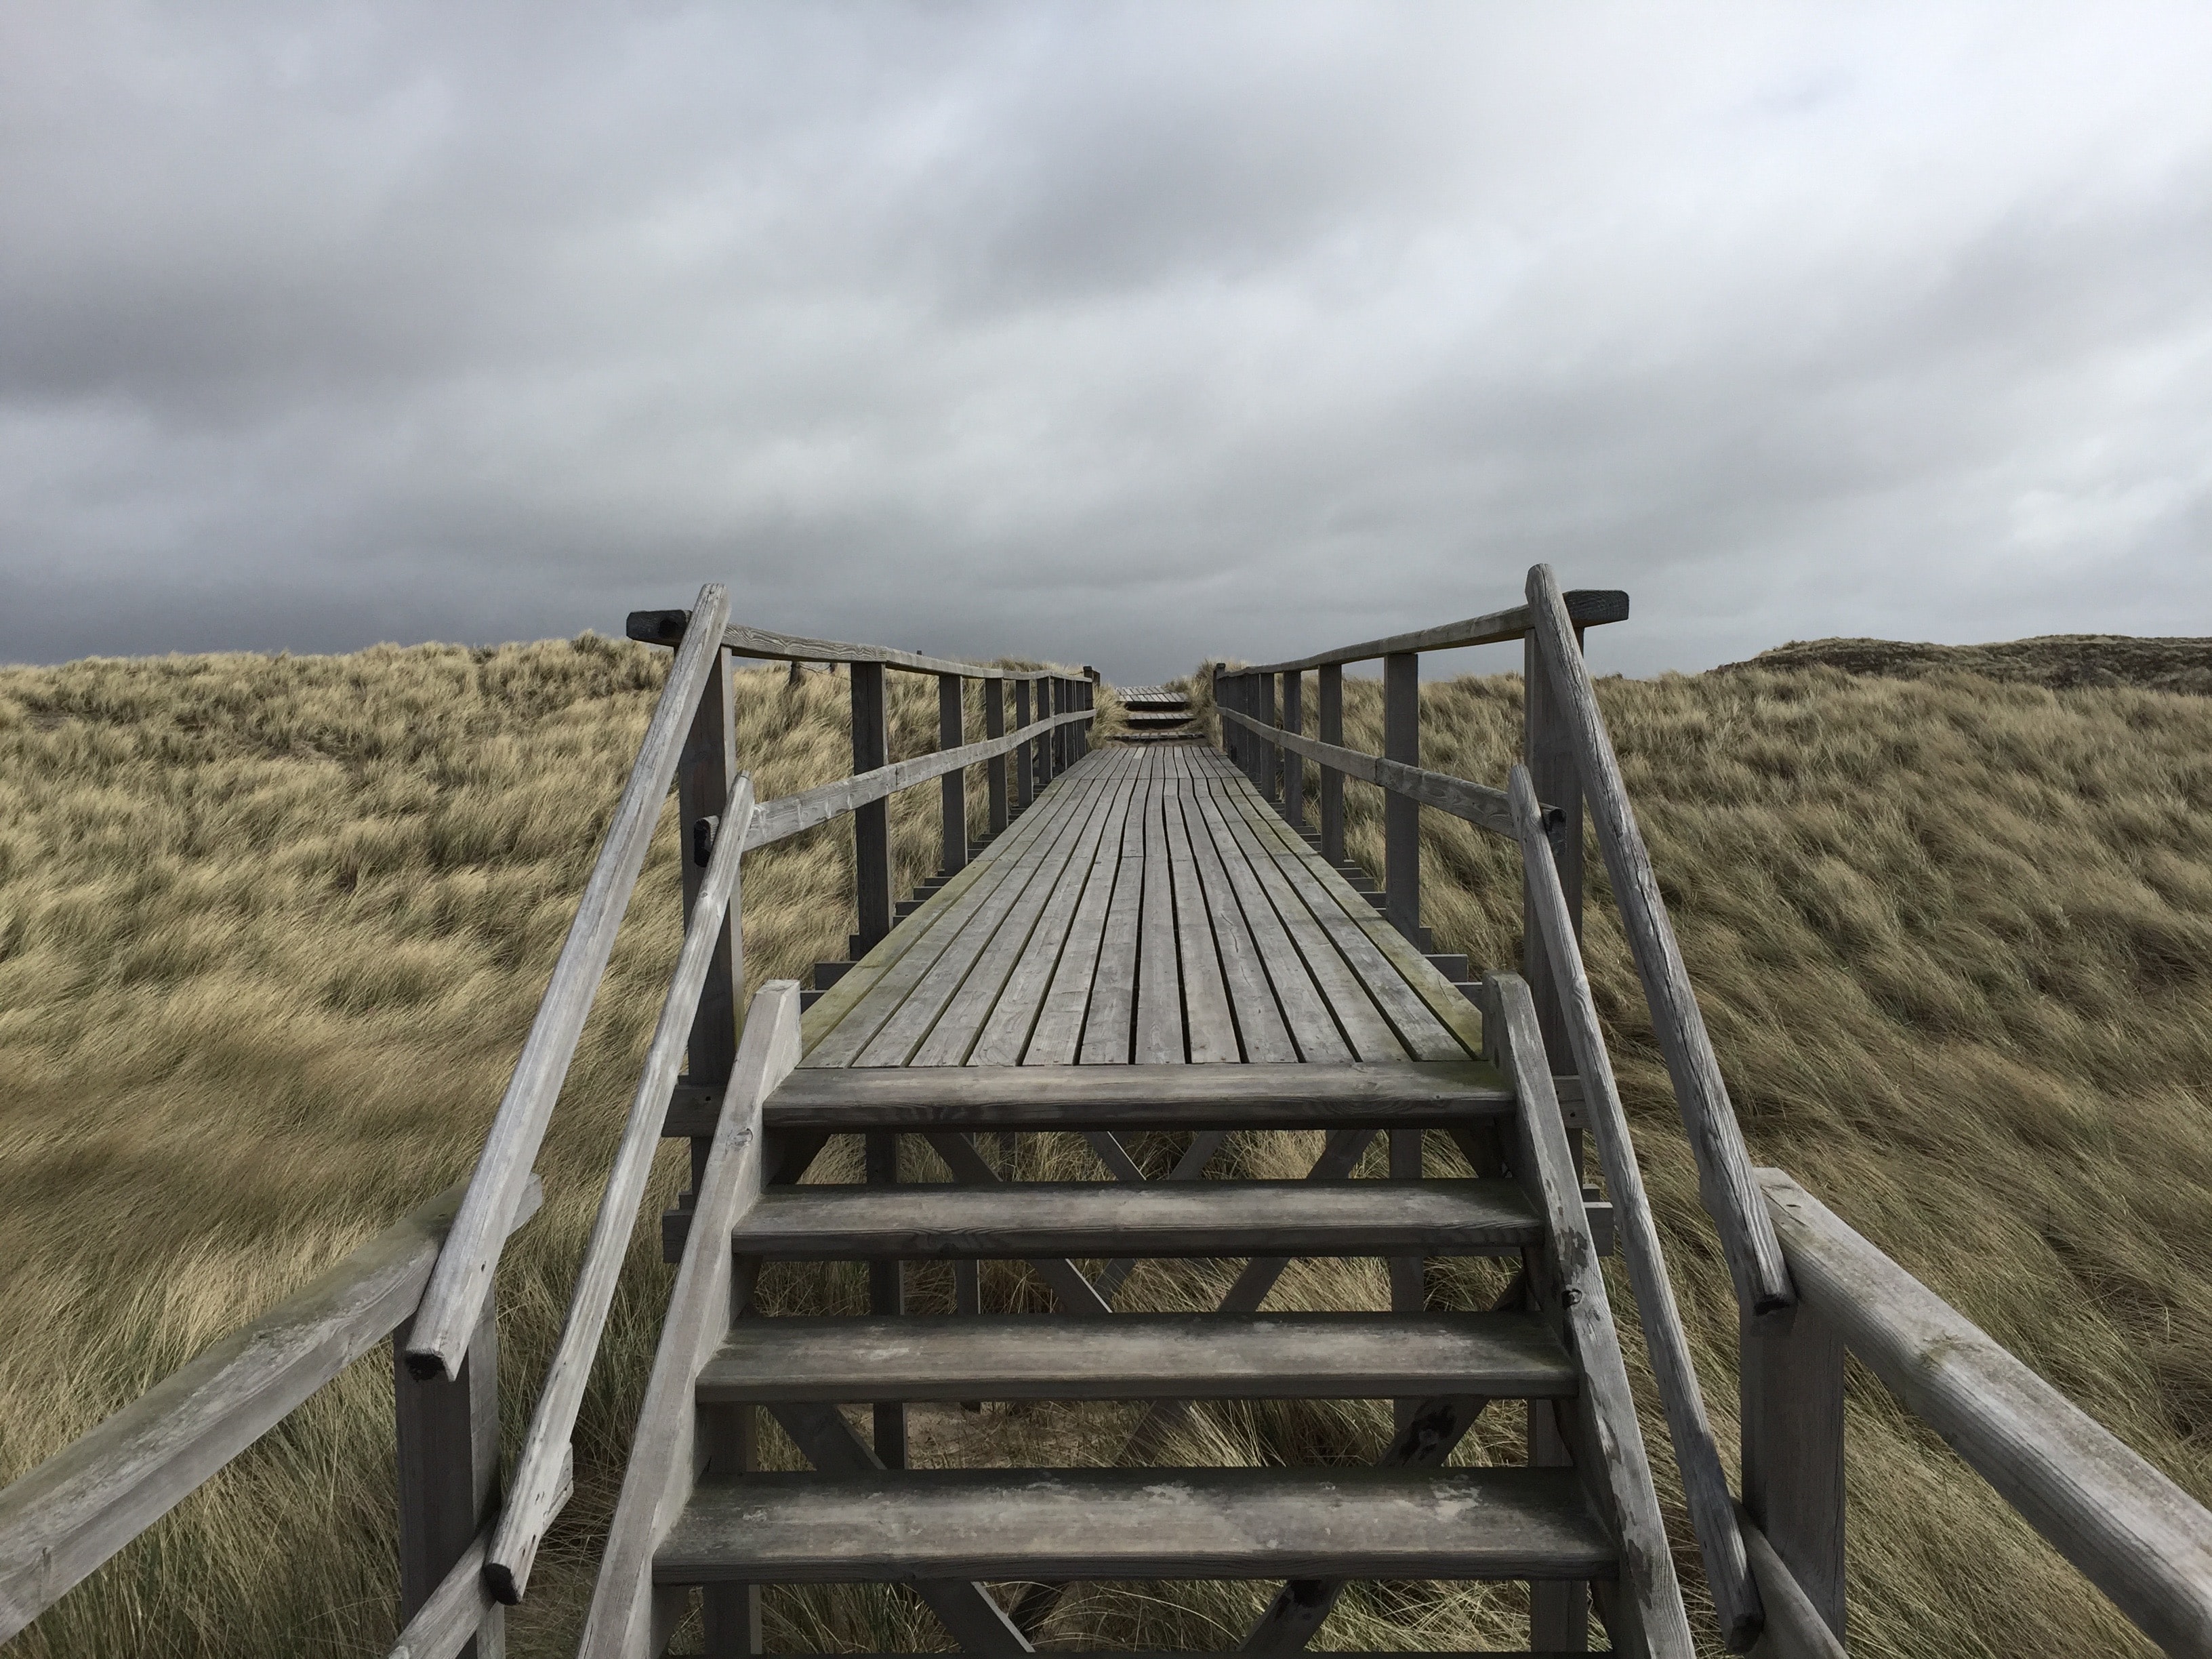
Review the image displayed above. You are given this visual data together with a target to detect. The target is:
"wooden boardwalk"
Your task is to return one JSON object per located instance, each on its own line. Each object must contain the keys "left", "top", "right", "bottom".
{"left": 801, "top": 745, "right": 1480, "bottom": 1071}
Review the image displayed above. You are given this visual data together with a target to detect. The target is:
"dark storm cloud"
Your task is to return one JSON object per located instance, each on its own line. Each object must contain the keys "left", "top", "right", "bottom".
{"left": 4, "top": 2, "right": 2210, "bottom": 678}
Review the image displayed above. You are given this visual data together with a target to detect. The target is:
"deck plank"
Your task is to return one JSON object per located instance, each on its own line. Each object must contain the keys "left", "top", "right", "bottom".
{"left": 1163, "top": 755, "right": 1240, "bottom": 1063}
{"left": 1134, "top": 755, "right": 1184, "bottom": 1063}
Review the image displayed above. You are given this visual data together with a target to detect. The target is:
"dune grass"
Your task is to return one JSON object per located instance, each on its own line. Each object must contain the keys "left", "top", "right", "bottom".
{"left": 1, "top": 638, "right": 2207, "bottom": 1656}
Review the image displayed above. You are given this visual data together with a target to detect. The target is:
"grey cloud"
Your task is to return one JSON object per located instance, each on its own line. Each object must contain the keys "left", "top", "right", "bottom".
{"left": 3, "top": 2, "right": 2211, "bottom": 678}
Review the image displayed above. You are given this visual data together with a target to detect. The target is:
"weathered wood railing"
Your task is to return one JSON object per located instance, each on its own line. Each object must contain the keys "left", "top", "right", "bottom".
{"left": 0, "top": 590, "right": 1094, "bottom": 1656}
{"left": 1218, "top": 564, "right": 2212, "bottom": 1658}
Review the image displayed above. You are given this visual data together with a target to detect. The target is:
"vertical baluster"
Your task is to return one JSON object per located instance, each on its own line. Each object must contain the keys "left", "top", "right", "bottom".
{"left": 851, "top": 663, "right": 892, "bottom": 955}
{"left": 1524, "top": 622, "right": 1586, "bottom": 1080}
{"left": 395, "top": 1291, "right": 502, "bottom": 1659}
{"left": 1256, "top": 671, "right": 1278, "bottom": 804}
{"left": 939, "top": 673, "right": 966, "bottom": 877}
{"left": 985, "top": 678, "right": 1008, "bottom": 838}
{"left": 1318, "top": 664, "right": 1344, "bottom": 865}
{"left": 678, "top": 647, "right": 740, "bottom": 1197}
{"left": 1382, "top": 651, "right": 1421, "bottom": 947}
{"left": 1015, "top": 678, "right": 1033, "bottom": 808}
{"left": 1282, "top": 670, "right": 1304, "bottom": 830}
{"left": 1742, "top": 1306, "right": 1847, "bottom": 1643}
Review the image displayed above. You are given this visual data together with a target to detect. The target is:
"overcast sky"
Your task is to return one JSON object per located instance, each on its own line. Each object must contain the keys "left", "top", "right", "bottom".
{"left": 4, "top": 3, "right": 2209, "bottom": 680}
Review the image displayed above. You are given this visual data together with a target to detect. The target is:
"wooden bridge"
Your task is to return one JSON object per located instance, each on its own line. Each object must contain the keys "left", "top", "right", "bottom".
{"left": 5, "top": 571, "right": 2211, "bottom": 1659}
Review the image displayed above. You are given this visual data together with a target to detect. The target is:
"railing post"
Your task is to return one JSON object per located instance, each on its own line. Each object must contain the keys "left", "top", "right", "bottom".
{"left": 1015, "top": 678, "right": 1033, "bottom": 808}
{"left": 1256, "top": 671, "right": 1278, "bottom": 804}
{"left": 1036, "top": 678, "right": 1056, "bottom": 789}
{"left": 986, "top": 679, "right": 1008, "bottom": 836}
{"left": 1318, "top": 664, "right": 1344, "bottom": 863}
{"left": 851, "top": 662, "right": 893, "bottom": 955}
{"left": 1523, "top": 622, "right": 1585, "bottom": 1075}
{"left": 1741, "top": 1305, "right": 1847, "bottom": 1643}
{"left": 1281, "top": 671, "right": 1304, "bottom": 830}
{"left": 1382, "top": 651, "right": 1422, "bottom": 946}
{"left": 938, "top": 673, "right": 966, "bottom": 876}
{"left": 1240, "top": 673, "right": 1261, "bottom": 786}
{"left": 396, "top": 1290, "right": 502, "bottom": 1659}
{"left": 678, "top": 646, "right": 740, "bottom": 1199}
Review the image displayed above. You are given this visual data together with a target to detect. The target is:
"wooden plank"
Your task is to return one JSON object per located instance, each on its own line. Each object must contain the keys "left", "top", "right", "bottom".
{"left": 656, "top": 1466, "right": 1616, "bottom": 1584}
{"left": 912, "top": 779, "right": 1122, "bottom": 1066}
{"left": 406, "top": 586, "right": 730, "bottom": 1381}
{"left": 1522, "top": 624, "right": 1582, "bottom": 1073}
{"left": 1193, "top": 771, "right": 1406, "bottom": 1062}
{"left": 1183, "top": 780, "right": 1346, "bottom": 1063}
{"left": 1281, "top": 670, "right": 1304, "bottom": 829}
{"left": 1758, "top": 1168, "right": 2212, "bottom": 1657}
{"left": 859, "top": 775, "right": 1116, "bottom": 1067}
{"left": 985, "top": 679, "right": 1008, "bottom": 834}
{"left": 1492, "top": 973, "right": 1694, "bottom": 1658}
{"left": 1177, "top": 787, "right": 1297, "bottom": 1062}
{"left": 0, "top": 1179, "right": 544, "bottom": 1643}
{"left": 1740, "top": 1297, "right": 1844, "bottom": 1645}
{"left": 1162, "top": 770, "right": 1240, "bottom": 1063}
{"left": 699, "top": 1311, "right": 1572, "bottom": 1403}
{"left": 1509, "top": 765, "right": 1761, "bottom": 1648}
{"left": 1134, "top": 758, "right": 1183, "bottom": 1063}
{"left": 1526, "top": 562, "right": 1794, "bottom": 1322}
{"left": 1078, "top": 753, "right": 1153, "bottom": 1063}
{"left": 1237, "top": 588, "right": 1632, "bottom": 676}
{"left": 679, "top": 647, "right": 742, "bottom": 1099}
{"left": 1013, "top": 678, "right": 1033, "bottom": 807}
{"left": 762, "top": 1403, "right": 1030, "bottom": 1654}
{"left": 922, "top": 1131, "right": 1113, "bottom": 1318}
{"left": 1736, "top": 1507, "right": 1849, "bottom": 1659}
{"left": 489, "top": 781, "right": 759, "bottom": 1601}
{"left": 804, "top": 773, "right": 1088, "bottom": 1066}
{"left": 730, "top": 1176, "right": 1544, "bottom": 1261}
{"left": 577, "top": 984, "right": 800, "bottom": 1659}
{"left": 1212, "top": 768, "right": 1471, "bottom": 1061}
{"left": 749, "top": 1061, "right": 1507, "bottom": 1132}
{"left": 1016, "top": 762, "right": 1138, "bottom": 1064}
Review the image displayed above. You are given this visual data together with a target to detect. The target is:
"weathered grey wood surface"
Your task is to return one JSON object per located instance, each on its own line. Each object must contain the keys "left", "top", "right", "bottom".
{"left": 1510, "top": 764, "right": 1761, "bottom": 1650}
{"left": 1492, "top": 971, "right": 1694, "bottom": 1658}
{"left": 1759, "top": 1168, "right": 2212, "bottom": 1658}
{"left": 0, "top": 1179, "right": 543, "bottom": 1643}
{"left": 387, "top": 1449, "right": 570, "bottom": 1659}
{"left": 729, "top": 1177, "right": 1546, "bottom": 1260}
{"left": 487, "top": 778, "right": 759, "bottom": 1602}
{"left": 396, "top": 1286, "right": 502, "bottom": 1659}
{"left": 1237, "top": 588, "right": 1630, "bottom": 676}
{"left": 751, "top": 1060, "right": 1509, "bottom": 1130}
{"left": 1525, "top": 562, "right": 1795, "bottom": 1324}
{"left": 1217, "top": 706, "right": 1525, "bottom": 838}
{"left": 1736, "top": 1507, "right": 1848, "bottom": 1659}
{"left": 656, "top": 1466, "right": 1614, "bottom": 1584}
{"left": 743, "top": 709, "right": 1093, "bottom": 853}
{"left": 577, "top": 984, "right": 800, "bottom": 1659}
{"left": 626, "top": 609, "right": 1059, "bottom": 682}
{"left": 407, "top": 586, "right": 731, "bottom": 1382}
{"left": 698, "top": 1312, "right": 1574, "bottom": 1402}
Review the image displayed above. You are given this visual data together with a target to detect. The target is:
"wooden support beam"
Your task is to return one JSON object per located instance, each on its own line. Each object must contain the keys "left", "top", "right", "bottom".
{"left": 939, "top": 674, "right": 967, "bottom": 877}
{"left": 679, "top": 649, "right": 741, "bottom": 1202}
{"left": 1740, "top": 1297, "right": 1845, "bottom": 1647}
{"left": 986, "top": 680, "right": 1008, "bottom": 834}
{"left": 1382, "top": 651, "right": 1421, "bottom": 946}
{"left": 1318, "top": 664, "right": 1345, "bottom": 864}
{"left": 1523, "top": 619, "right": 1582, "bottom": 1078}
{"left": 1014, "top": 678, "right": 1033, "bottom": 807}
{"left": 865, "top": 1130, "right": 907, "bottom": 1468}
{"left": 1257, "top": 672, "right": 1278, "bottom": 804}
{"left": 1281, "top": 672, "right": 1304, "bottom": 830}
{"left": 851, "top": 662, "right": 892, "bottom": 954}
{"left": 396, "top": 1290, "right": 502, "bottom": 1659}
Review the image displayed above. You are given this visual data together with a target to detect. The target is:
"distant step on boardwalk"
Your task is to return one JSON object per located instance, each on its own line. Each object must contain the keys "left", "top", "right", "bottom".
{"left": 1113, "top": 684, "right": 1202, "bottom": 743}
{"left": 6, "top": 573, "right": 2211, "bottom": 1659}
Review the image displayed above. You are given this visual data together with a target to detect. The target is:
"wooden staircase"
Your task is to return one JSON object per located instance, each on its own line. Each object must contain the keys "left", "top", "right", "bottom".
{"left": 1115, "top": 684, "right": 1200, "bottom": 743}
{"left": 594, "top": 972, "right": 1692, "bottom": 1657}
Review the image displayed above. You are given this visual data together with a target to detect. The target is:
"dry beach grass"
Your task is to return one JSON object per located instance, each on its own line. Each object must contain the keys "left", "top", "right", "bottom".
{"left": 2, "top": 636, "right": 2209, "bottom": 1656}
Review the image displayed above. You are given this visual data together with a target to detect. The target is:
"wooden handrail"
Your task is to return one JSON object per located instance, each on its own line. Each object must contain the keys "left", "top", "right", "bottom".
{"left": 1508, "top": 765, "right": 1761, "bottom": 1649}
{"left": 743, "top": 706, "right": 1094, "bottom": 852}
{"left": 1523, "top": 563, "right": 1796, "bottom": 1322}
{"left": 1758, "top": 1170, "right": 2212, "bottom": 1658}
{"left": 486, "top": 775, "right": 760, "bottom": 1604}
{"left": 1237, "top": 588, "right": 1629, "bottom": 676}
{"left": 627, "top": 609, "right": 1070, "bottom": 682}
{"left": 406, "top": 586, "right": 733, "bottom": 1382}
{"left": 1216, "top": 705, "right": 1525, "bottom": 838}
{"left": 0, "top": 1178, "right": 542, "bottom": 1643}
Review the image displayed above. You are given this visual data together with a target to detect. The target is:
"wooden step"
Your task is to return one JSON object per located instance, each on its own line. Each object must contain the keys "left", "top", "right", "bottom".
{"left": 697, "top": 1312, "right": 1576, "bottom": 1404}
{"left": 723, "top": 1178, "right": 1544, "bottom": 1261}
{"left": 655, "top": 1466, "right": 1614, "bottom": 1585}
{"left": 750, "top": 1059, "right": 1511, "bottom": 1133}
